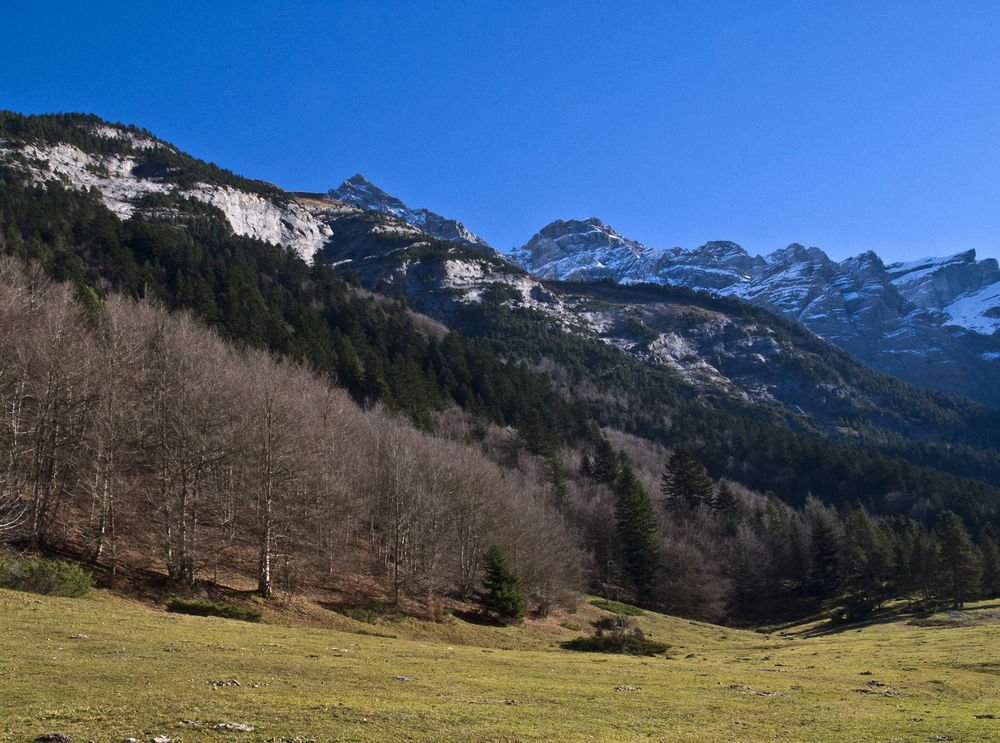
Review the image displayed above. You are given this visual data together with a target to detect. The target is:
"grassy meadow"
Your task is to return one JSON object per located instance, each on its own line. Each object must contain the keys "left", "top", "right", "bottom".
{"left": 3, "top": 588, "right": 1000, "bottom": 742}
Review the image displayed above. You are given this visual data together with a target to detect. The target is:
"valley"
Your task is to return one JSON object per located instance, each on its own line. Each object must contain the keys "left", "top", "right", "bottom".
{"left": 2, "top": 111, "right": 1000, "bottom": 634}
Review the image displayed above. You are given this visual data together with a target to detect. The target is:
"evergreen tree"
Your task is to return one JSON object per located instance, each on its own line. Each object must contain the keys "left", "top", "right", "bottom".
{"left": 901, "top": 520, "right": 939, "bottom": 603}
{"left": 590, "top": 432, "right": 620, "bottom": 486}
{"left": 712, "top": 480, "right": 742, "bottom": 518}
{"left": 808, "top": 509, "right": 841, "bottom": 601}
{"left": 479, "top": 544, "right": 526, "bottom": 623}
{"left": 933, "top": 510, "right": 981, "bottom": 608}
{"left": 982, "top": 524, "right": 1000, "bottom": 599}
{"left": 661, "top": 447, "right": 714, "bottom": 512}
{"left": 712, "top": 479, "right": 743, "bottom": 535}
{"left": 615, "top": 461, "right": 661, "bottom": 602}
{"left": 841, "top": 507, "right": 894, "bottom": 618}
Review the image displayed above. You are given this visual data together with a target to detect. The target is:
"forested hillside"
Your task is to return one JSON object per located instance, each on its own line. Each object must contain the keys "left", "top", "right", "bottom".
{"left": 1, "top": 111, "right": 999, "bottom": 623}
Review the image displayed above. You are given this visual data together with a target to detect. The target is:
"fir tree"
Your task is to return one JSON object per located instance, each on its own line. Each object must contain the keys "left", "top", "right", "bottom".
{"left": 615, "top": 461, "right": 661, "bottom": 602}
{"left": 591, "top": 433, "right": 620, "bottom": 486}
{"left": 479, "top": 544, "right": 526, "bottom": 623}
{"left": 933, "top": 510, "right": 981, "bottom": 608}
{"left": 842, "top": 507, "right": 894, "bottom": 617}
{"left": 661, "top": 447, "right": 714, "bottom": 512}
{"left": 808, "top": 510, "right": 841, "bottom": 601}
{"left": 982, "top": 524, "right": 1000, "bottom": 599}
{"left": 712, "top": 479, "right": 743, "bottom": 535}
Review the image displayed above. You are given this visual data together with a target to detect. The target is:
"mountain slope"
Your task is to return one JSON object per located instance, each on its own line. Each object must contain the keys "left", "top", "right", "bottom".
{"left": 5, "top": 111, "right": 1000, "bottom": 533}
{"left": 510, "top": 219, "right": 1000, "bottom": 407}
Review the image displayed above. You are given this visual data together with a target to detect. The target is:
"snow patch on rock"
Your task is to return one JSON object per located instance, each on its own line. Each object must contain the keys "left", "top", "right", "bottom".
{"left": 2, "top": 140, "right": 336, "bottom": 260}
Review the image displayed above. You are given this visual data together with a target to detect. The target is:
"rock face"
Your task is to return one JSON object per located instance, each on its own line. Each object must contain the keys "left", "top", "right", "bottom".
{"left": 510, "top": 219, "right": 1000, "bottom": 407}
{"left": 329, "top": 175, "right": 503, "bottom": 259}
{"left": 2, "top": 138, "right": 335, "bottom": 260}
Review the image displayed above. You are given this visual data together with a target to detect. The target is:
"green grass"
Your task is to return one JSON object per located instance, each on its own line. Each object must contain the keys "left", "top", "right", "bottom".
{"left": 4, "top": 589, "right": 1000, "bottom": 741}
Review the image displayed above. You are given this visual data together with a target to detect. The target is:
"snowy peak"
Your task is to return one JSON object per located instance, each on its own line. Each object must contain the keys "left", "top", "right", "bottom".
{"left": 883, "top": 249, "right": 1000, "bottom": 335}
{"left": 764, "top": 243, "right": 833, "bottom": 267}
{"left": 508, "top": 217, "right": 652, "bottom": 283}
{"left": 533, "top": 217, "right": 634, "bottom": 246}
{"left": 328, "top": 175, "right": 501, "bottom": 258}
{"left": 510, "top": 220, "right": 1000, "bottom": 407}
{"left": 330, "top": 174, "right": 408, "bottom": 214}
{"left": 510, "top": 221, "right": 759, "bottom": 292}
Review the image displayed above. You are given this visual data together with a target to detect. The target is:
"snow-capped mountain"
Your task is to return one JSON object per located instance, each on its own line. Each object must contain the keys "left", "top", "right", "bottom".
{"left": 510, "top": 219, "right": 1000, "bottom": 407}
{"left": 329, "top": 175, "right": 503, "bottom": 259}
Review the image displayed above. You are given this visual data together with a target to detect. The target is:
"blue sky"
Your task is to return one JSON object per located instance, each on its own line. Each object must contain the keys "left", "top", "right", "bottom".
{"left": 3, "top": 1, "right": 999, "bottom": 263}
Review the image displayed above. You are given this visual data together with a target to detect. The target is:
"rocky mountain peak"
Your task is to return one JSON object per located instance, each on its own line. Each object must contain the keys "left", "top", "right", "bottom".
{"left": 329, "top": 174, "right": 408, "bottom": 214}
{"left": 526, "top": 217, "right": 643, "bottom": 252}
{"left": 328, "top": 175, "right": 500, "bottom": 258}
{"left": 765, "top": 243, "right": 832, "bottom": 266}
{"left": 509, "top": 221, "right": 1000, "bottom": 406}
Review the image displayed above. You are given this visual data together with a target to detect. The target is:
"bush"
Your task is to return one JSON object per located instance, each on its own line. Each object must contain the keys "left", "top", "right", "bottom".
{"left": 591, "top": 598, "right": 645, "bottom": 616}
{"left": 561, "top": 635, "right": 670, "bottom": 656}
{"left": 165, "top": 598, "right": 262, "bottom": 622}
{"left": 0, "top": 553, "right": 92, "bottom": 597}
{"left": 340, "top": 606, "right": 387, "bottom": 624}
{"left": 562, "top": 612, "right": 668, "bottom": 656}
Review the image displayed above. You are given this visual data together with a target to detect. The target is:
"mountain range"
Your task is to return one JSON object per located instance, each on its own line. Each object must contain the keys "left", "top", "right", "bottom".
{"left": 508, "top": 219, "right": 1000, "bottom": 408}
{"left": 2, "top": 116, "right": 996, "bottom": 425}
{"left": 326, "top": 180, "right": 1000, "bottom": 409}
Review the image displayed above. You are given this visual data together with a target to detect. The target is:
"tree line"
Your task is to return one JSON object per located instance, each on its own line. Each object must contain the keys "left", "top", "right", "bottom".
{"left": 592, "top": 441, "right": 996, "bottom": 622}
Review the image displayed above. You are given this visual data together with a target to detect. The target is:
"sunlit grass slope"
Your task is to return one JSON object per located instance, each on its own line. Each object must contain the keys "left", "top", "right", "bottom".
{"left": 3, "top": 589, "right": 1000, "bottom": 742}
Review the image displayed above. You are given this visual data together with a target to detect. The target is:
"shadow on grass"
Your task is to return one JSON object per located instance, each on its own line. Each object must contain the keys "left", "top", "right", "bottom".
{"left": 774, "top": 599, "right": 1000, "bottom": 638}
{"left": 451, "top": 608, "right": 509, "bottom": 627}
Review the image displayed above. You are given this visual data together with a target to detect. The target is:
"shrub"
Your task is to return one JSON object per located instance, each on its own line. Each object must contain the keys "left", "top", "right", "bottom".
{"left": 591, "top": 598, "right": 644, "bottom": 616}
{"left": 562, "top": 612, "right": 668, "bottom": 656}
{"left": 165, "top": 598, "right": 262, "bottom": 622}
{"left": 561, "top": 635, "right": 670, "bottom": 656}
{"left": 340, "top": 606, "right": 386, "bottom": 624}
{"left": 0, "top": 553, "right": 92, "bottom": 597}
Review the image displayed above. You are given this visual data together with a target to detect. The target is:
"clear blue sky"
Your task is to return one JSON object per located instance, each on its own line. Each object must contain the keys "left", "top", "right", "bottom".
{"left": 3, "top": 1, "right": 999, "bottom": 263}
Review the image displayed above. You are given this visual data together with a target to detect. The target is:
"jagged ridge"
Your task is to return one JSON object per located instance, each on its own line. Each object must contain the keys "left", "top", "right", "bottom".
{"left": 510, "top": 219, "right": 1000, "bottom": 407}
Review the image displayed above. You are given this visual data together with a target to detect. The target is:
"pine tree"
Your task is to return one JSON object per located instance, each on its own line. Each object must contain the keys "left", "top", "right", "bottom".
{"left": 982, "top": 525, "right": 1000, "bottom": 599}
{"left": 712, "top": 480, "right": 741, "bottom": 517}
{"left": 591, "top": 433, "right": 620, "bottom": 486}
{"left": 712, "top": 479, "right": 743, "bottom": 535}
{"left": 933, "top": 511, "right": 981, "bottom": 609}
{"left": 808, "top": 511, "right": 841, "bottom": 601}
{"left": 661, "top": 447, "right": 714, "bottom": 512}
{"left": 841, "top": 507, "right": 894, "bottom": 617}
{"left": 901, "top": 520, "right": 939, "bottom": 602}
{"left": 479, "top": 545, "right": 526, "bottom": 623}
{"left": 615, "top": 461, "right": 661, "bottom": 602}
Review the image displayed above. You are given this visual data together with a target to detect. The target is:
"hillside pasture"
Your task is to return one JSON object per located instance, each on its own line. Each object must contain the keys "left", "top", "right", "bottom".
{"left": 2, "top": 590, "right": 1000, "bottom": 742}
